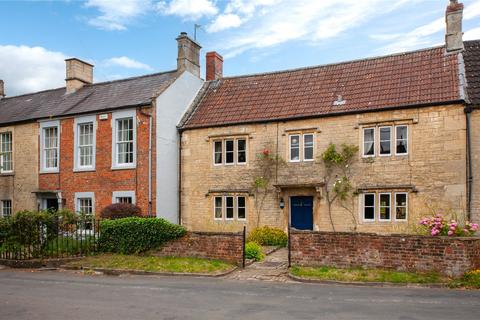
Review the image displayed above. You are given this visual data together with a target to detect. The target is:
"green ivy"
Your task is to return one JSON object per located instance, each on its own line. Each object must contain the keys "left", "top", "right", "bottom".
{"left": 98, "top": 217, "right": 186, "bottom": 254}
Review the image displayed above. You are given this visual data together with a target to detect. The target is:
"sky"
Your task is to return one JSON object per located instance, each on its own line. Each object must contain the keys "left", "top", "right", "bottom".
{"left": 0, "top": 0, "right": 479, "bottom": 97}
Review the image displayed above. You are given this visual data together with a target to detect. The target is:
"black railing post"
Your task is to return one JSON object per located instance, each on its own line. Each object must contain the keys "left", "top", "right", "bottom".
{"left": 242, "top": 226, "right": 246, "bottom": 268}
{"left": 288, "top": 222, "right": 291, "bottom": 268}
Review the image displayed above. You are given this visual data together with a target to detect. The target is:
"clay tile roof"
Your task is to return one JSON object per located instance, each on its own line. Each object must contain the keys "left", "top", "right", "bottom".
{"left": 464, "top": 40, "right": 480, "bottom": 105}
{"left": 181, "top": 46, "right": 461, "bottom": 129}
{"left": 0, "top": 70, "right": 177, "bottom": 125}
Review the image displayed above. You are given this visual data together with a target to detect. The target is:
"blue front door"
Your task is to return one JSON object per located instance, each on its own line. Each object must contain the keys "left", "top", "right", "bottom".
{"left": 291, "top": 196, "right": 313, "bottom": 230}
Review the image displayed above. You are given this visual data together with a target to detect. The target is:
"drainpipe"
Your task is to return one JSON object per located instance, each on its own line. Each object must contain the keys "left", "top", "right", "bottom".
{"left": 465, "top": 107, "right": 472, "bottom": 221}
{"left": 140, "top": 106, "right": 153, "bottom": 217}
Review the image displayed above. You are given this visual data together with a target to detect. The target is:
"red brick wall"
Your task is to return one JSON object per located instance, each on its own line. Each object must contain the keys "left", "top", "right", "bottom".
{"left": 154, "top": 232, "right": 244, "bottom": 266}
{"left": 38, "top": 107, "right": 156, "bottom": 216}
{"left": 290, "top": 231, "right": 480, "bottom": 277}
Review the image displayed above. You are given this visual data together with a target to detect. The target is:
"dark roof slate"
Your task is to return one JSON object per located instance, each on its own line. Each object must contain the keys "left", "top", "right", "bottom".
{"left": 464, "top": 40, "right": 480, "bottom": 105}
{"left": 0, "top": 71, "right": 177, "bottom": 125}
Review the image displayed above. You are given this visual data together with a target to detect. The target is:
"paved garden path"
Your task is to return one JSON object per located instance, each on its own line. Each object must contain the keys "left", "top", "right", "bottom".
{"left": 225, "top": 247, "right": 292, "bottom": 282}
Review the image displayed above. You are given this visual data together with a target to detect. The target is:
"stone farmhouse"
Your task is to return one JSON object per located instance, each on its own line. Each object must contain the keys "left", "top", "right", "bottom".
{"left": 178, "top": 1, "right": 480, "bottom": 233}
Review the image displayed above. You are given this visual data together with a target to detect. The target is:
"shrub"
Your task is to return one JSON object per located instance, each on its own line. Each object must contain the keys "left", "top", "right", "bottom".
{"left": 98, "top": 217, "right": 186, "bottom": 254}
{"left": 245, "top": 242, "right": 264, "bottom": 261}
{"left": 419, "top": 215, "right": 478, "bottom": 236}
{"left": 247, "top": 226, "right": 288, "bottom": 247}
{"left": 100, "top": 203, "right": 142, "bottom": 220}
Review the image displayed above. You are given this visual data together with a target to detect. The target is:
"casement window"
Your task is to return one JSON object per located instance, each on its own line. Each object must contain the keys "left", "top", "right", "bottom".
{"left": 213, "top": 138, "right": 247, "bottom": 166}
{"left": 395, "top": 193, "right": 408, "bottom": 221}
{"left": 395, "top": 125, "right": 408, "bottom": 155}
{"left": 379, "top": 127, "right": 391, "bottom": 156}
{"left": 112, "top": 191, "right": 136, "bottom": 204}
{"left": 0, "top": 132, "right": 13, "bottom": 173}
{"left": 75, "top": 192, "right": 95, "bottom": 231}
{"left": 379, "top": 193, "right": 391, "bottom": 221}
{"left": 363, "top": 128, "right": 375, "bottom": 157}
{"left": 1, "top": 200, "right": 12, "bottom": 217}
{"left": 289, "top": 133, "right": 314, "bottom": 162}
{"left": 213, "top": 195, "right": 247, "bottom": 221}
{"left": 362, "top": 193, "right": 375, "bottom": 221}
{"left": 112, "top": 110, "right": 136, "bottom": 169}
{"left": 74, "top": 116, "right": 96, "bottom": 171}
{"left": 40, "top": 121, "right": 60, "bottom": 173}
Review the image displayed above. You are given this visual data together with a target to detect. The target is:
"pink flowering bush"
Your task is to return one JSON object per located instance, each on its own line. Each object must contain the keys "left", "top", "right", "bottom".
{"left": 419, "top": 215, "right": 478, "bottom": 236}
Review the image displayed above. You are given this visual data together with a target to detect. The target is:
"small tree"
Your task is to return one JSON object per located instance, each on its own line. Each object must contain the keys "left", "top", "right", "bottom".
{"left": 320, "top": 143, "right": 358, "bottom": 232}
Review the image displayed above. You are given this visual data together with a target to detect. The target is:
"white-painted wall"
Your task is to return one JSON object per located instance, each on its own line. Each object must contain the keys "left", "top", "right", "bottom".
{"left": 156, "top": 71, "right": 203, "bottom": 223}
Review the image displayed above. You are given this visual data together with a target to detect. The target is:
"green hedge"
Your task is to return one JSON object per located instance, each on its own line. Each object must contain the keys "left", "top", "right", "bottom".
{"left": 98, "top": 217, "right": 186, "bottom": 254}
{"left": 247, "top": 226, "right": 288, "bottom": 247}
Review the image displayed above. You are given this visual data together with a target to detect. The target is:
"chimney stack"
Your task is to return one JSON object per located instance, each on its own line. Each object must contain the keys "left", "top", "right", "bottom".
{"left": 445, "top": 0, "right": 464, "bottom": 52}
{"left": 0, "top": 80, "right": 4, "bottom": 99}
{"left": 206, "top": 52, "right": 223, "bottom": 81}
{"left": 65, "top": 58, "right": 93, "bottom": 94}
{"left": 176, "top": 32, "right": 201, "bottom": 77}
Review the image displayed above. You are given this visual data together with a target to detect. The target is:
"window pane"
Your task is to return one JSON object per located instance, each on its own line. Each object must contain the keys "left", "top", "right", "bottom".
{"left": 379, "top": 127, "right": 391, "bottom": 155}
{"left": 290, "top": 135, "right": 300, "bottom": 161}
{"left": 237, "top": 139, "right": 246, "bottom": 163}
{"left": 395, "top": 193, "right": 407, "bottom": 220}
{"left": 226, "top": 196, "right": 234, "bottom": 219}
{"left": 237, "top": 196, "right": 246, "bottom": 219}
{"left": 116, "top": 118, "right": 134, "bottom": 165}
{"left": 116, "top": 197, "right": 132, "bottom": 204}
{"left": 43, "top": 127, "right": 58, "bottom": 169}
{"left": 363, "top": 128, "right": 375, "bottom": 156}
{"left": 304, "top": 134, "right": 314, "bottom": 160}
{"left": 2, "top": 200, "right": 12, "bottom": 217}
{"left": 379, "top": 194, "right": 391, "bottom": 220}
{"left": 364, "top": 194, "right": 375, "bottom": 220}
{"left": 214, "top": 141, "right": 222, "bottom": 164}
{"left": 78, "top": 123, "right": 94, "bottom": 167}
{"left": 0, "top": 132, "right": 13, "bottom": 172}
{"left": 396, "top": 126, "right": 408, "bottom": 154}
{"left": 214, "top": 197, "right": 223, "bottom": 219}
{"left": 225, "top": 140, "right": 234, "bottom": 164}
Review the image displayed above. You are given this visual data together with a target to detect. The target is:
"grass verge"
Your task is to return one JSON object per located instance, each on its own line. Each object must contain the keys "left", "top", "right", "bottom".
{"left": 65, "top": 254, "right": 234, "bottom": 274}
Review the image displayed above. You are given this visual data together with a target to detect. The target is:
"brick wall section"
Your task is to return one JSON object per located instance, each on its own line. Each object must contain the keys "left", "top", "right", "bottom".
{"left": 153, "top": 232, "right": 244, "bottom": 266}
{"left": 290, "top": 231, "right": 480, "bottom": 277}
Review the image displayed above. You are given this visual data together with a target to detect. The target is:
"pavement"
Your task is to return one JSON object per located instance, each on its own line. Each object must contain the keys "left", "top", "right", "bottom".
{"left": 1, "top": 268, "right": 480, "bottom": 320}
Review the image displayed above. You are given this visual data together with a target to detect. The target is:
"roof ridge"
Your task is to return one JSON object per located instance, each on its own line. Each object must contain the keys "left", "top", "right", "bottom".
{"left": 220, "top": 44, "right": 448, "bottom": 80}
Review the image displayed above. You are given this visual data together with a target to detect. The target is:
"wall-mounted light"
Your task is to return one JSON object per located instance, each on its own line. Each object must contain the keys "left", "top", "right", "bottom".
{"left": 279, "top": 198, "right": 285, "bottom": 209}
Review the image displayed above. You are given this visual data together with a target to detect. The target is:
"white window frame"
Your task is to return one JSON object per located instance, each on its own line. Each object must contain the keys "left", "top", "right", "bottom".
{"left": 378, "top": 126, "right": 392, "bottom": 157}
{"left": 225, "top": 196, "right": 235, "bottom": 220}
{"left": 112, "top": 191, "right": 136, "bottom": 204}
{"left": 224, "top": 139, "right": 235, "bottom": 166}
{"left": 303, "top": 133, "right": 315, "bottom": 162}
{"left": 362, "top": 127, "right": 375, "bottom": 158}
{"left": 361, "top": 193, "right": 376, "bottom": 222}
{"left": 394, "top": 192, "right": 408, "bottom": 221}
{"left": 111, "top": 110, "right": 137, "bottom": 170}
{"left": 378, "top": 193, "right": 391, "bottom": 222}
{"left": 1, "top": 199, "right": 12, "bottom": 217}
{"left": 289, "top": 134, "right": 301, "bottom": 162}
{"left": 0, "top": 131, "right": 13, "bottom": 173}
{"left": 214, "top": 196, "right": 223, "bottom": 220}
{"left": 74, "top": 192, "right": 95, "bottom": 214}
{"left": 237, "top": 196, "right": 246, "bottom": 220}
{"left": 40, "top": 120, "right": 60, "bottom": 173}
{"left": 236, "top": 139, "right": 247, "bottom": 165}
{"left": 395, "top": 125, "right": 408, "bottom": 156}
{"left": 74, "top": 115, "right": 96, "bottom": 172}
{"left": 213, "top": 140, "right": 223, "bottom": 166}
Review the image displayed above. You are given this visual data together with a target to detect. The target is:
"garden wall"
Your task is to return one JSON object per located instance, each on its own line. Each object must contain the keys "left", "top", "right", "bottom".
{"left": 154, "top": 231, "right": 244, "bottom": 266}
{"left": 290, "top": 231, "right": 480, "bottom": 277}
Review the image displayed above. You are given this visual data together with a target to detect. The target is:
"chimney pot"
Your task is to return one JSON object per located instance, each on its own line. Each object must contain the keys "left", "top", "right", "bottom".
{"left": 0, "top": 80, "right": 4, "bottom": 99}
{"left": 176, "top": 32, "right": 201, "bottom": 77}
{"left": 65, "top": 58, "right": 94, "bottom": 94}
{"left": 206, "top": 51, "right": 223, "bottom": 81}
{"left": 445, "top": 0, "right": 464, "bottom": 52}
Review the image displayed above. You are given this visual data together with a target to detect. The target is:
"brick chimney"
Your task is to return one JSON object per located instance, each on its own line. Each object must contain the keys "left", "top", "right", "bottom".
{"left": 0, "top": 80, "right": 4, "bottom": 99}
{"left": 445, "top": 0, "right": 464, "bottom": 52}
{"left": 65, "top": 58, "right": 93, "bottom": 94}
{"left": 206, "top": 51, "right": 223, "bottom": 81}
{"left": 176, "top": 32, "right": 201, "bottom": 77}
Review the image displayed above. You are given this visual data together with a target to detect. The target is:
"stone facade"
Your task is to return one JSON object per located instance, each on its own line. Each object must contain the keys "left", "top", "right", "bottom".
{"left": 290, "top": 230, "right": 480, "bottom": 277}
{"left": 38, "top": 107, "right": 156, "bottom": 216}
{"left": 181, "top": 104, "right": 468, "bottom": 233}
{"left": 469, "top": 109, "right": 480, "bottom": 225}
{"left": 0, "top": 122, "right": 38, "bottom": 213}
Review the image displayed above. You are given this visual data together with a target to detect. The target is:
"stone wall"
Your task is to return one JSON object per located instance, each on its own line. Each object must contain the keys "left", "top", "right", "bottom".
{"left": 181, "top": 104, "right": 467, "bottom": 233}
{"left": 154, "top": 231, "right": 245, "bottom": 266}
{"left": 290, "top": 230, "right": 480, "bottom": 277}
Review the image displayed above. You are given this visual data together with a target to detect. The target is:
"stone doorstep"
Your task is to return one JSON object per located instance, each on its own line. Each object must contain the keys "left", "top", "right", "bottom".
{"left": 62, "top": 265, "right": 238, "bottom": 278}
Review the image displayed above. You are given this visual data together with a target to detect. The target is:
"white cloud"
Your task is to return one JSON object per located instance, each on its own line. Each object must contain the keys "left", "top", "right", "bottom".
{"left": 85, "top": 0, "right": 152, "bottom": 31}
{"left": 0, "top": 45, "right": 66, "bottom": 97}
{"left": 157, "top": 0, "right": 218, "bottom": 20}
{"left": 104, "top": 56, "right": 153, "bottom": 70}
{"left": 465, "top": 27, "right": 480, "bottom": 40}
{"left": 207, "top": 14, "right": 243, "bottom": 33}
